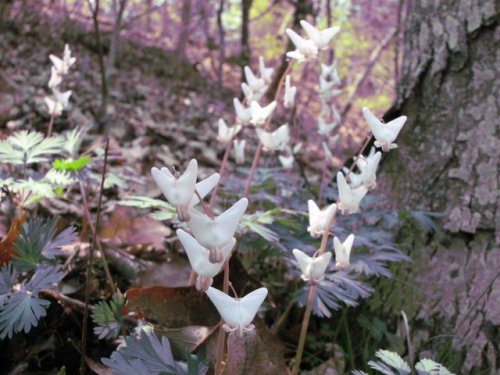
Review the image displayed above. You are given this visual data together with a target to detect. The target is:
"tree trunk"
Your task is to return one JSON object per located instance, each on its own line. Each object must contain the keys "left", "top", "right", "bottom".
{"left": 239, "top": 0, "right": 253, "bottom": 80}
{"left": 216, "top": 0, "right": 225, "bottom": 87}
{"left": 176, "top": 0, "right": 192, "bottom": 61}
{"left": 266, "top": 0, "right": 314, "bottom": 100}
{"left": 106, "top": 0, "right": 127, "bottom": 78}
{"left": 377, "top": 0, "right": 499, "bottom": 372}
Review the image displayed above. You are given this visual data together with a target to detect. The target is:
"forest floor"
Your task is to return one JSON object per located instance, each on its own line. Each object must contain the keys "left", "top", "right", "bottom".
{"left": 0, "top": 10, "right": 410, "bottom": 375}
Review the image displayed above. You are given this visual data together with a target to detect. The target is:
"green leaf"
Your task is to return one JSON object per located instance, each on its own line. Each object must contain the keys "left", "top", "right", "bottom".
{"left": 53, "top": 155, "right": 91, "bottom": 171}
{"left": 92, "top": 294, "right": 126, "bottom": 340}
{"left": 44, "top": 169, "right": 77, "bottom": 186}
{"left": 62, "top": 126, "right": 88, "bottom": 157}
{"left": 0, "top": 131, "right": 64, "bottom": 165}
{"left": 240, "top": 210, "right": 281, "bottom": 243}
{"left": 119, "top": 196, "right": 174, "bottom": 210}
{"left": 0, "top": 291, "right": 50, "bottom": 339}
{"left": 369, "top": 350, "right": 411, "bottom": 375}
{"left": 415, "top": 358, "right": 454, "bottom": 375}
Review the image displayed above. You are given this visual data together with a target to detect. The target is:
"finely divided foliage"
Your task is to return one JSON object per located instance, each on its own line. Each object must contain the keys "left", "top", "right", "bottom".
{"left": 102, "top": 329, "right": 207, "bottom": 375}
{"left": 0, "top": 218, "right": 76, "bottom": 339}
{"left": 355, "top": 349, "right": 454, "bottom": 375}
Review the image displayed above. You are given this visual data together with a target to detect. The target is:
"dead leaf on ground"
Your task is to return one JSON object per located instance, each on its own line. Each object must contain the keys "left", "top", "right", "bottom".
{"left": 125, "top": 285, "right": 219, "bottom": 328}
{"left": 0, "top": 213, "right": 25, "bottom": 266}
{"left": 99, "top": 206, "right": 171, "bottom": 249}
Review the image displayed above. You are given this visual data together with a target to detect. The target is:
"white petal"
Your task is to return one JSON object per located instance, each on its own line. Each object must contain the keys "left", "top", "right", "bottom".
{"left": 190, "top": 173, "right": 220, "bottom": 207}
{"left": 151, "top": 159, "right": 198, "bottom": 206}
{"left": 177, "top": 229, "right": 233, "bottom": 277}
{"left": 293, "top": 249, "right": 312, "bottom": 275}
{"left": 299, "top": 20, "right": 320, "bottom": 43}
{"left": 286, "top": 28, "right": 307, "bottom": 50}
{"left": 188, "top": 198, "right": 248, "bottom": 250}
{"left": 205, "top": 287, "right": 268, "bottom": 329}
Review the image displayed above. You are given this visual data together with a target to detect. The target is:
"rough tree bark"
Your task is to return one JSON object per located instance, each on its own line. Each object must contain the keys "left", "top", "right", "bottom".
{"left": 376, "top": 0, "right": 499, "bottom": 372}
{"left": 240, "top": 0, "right": 253, "bottom": 80}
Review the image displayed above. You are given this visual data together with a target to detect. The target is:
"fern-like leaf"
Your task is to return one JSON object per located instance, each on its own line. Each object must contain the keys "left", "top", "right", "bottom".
{"left": 92, "top": 294, "right": 126, "bottom": 340}
{"left": 0, "top": 291, "right": 50, "bottom": 339}
{"left": 0, "top": 131, "right": 64, "bottom": 165}
{"left": 12, "top": 219, "right": 77, "bottom": 271}
{"left": 415, "top": 358, "right": 454, "bottom": 375}
{"left": 369, "top": 350, "right": 411, "bottom": 375}
{"left": 102, "top": 329, "right": 180, "bottom": 374}
{"left": 0, "top": 263, "right": 16, "bottom": 294}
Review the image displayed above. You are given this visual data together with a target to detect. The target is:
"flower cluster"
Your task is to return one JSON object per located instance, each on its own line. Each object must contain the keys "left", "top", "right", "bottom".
{"left": 286, "top": 20, "right": 340, "bottom": 63}
{"left": 45, "top": 44, "right": 75, "bottom": 118}
{"left": 151, "top": 159, "right": 267, "bottom": 337}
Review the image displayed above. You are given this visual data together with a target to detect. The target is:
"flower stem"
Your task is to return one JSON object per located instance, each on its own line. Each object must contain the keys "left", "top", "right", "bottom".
{"left": 345, "top": 132, "right": 372, "bottom": 180}
{"left": 209, "top": 139, "right": 233, "bottom": 209}
{"left": 80, "top": 138, "right": 110, "bottom": 375}
{"left": 292, "top": 283, "right": 316, "bottom": 375}
{"left": 243, "top": 62, "right": 293, "bottom": 198}
{"left": 292, "top": 213, "right": 335, "bottom": 374}
{"left": 47, "top": 114, "right": 55, "bottom": 138}
{"left": 214, "top": 260, "right": 231, "bottom": 374}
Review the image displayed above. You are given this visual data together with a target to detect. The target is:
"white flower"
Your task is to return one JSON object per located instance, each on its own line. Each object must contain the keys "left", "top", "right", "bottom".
{"left": 307, "top": 200, "right": 337, "bottom": 237}
{"left": 362, "top": 107, "right": 407, "bottom": 152}
{"left": 191, "top": 173, "right": 221, "bottom": 207}
{"left": 278, "top": 154, "right": 294, "bottom": 169}
{"left": 49, "top": 44, "right": 76, "bottom": 76}
{"left": 321, "top": 62, "right": 341, "bottom": 85}
{"left": 299, "top": 20, "right": 340, "bottom": 50}
{"left": 205, "top": 286, "right": 268, "bottom": 337}
{"left": 283, "top": 75, "right": 297, "bottom": 109}
{"left": 188, "top": 198, "right": 248, "bottom": 263}
{"left": 256, "top": 124, "right": 290, "bottom": 151}
{"left": 293, "top": 249, "right": 332, "bottom": 282}
{"left": 336, "top": 172, "right": 368, "bottom": 214}
{"left": 45, "top": 97, "right": 63, "bottom": 117}
{"left": 244, "top": 66, "right": 267, "bottom": 93}
{"left": 317, "top": 116, "right": 338, "bottom": 135}
{"left": 151, "top": 159, "right": 198, "bottom": 221}
{"left": 233, "top": 139, "right": 246, "bottom": 164}
{"left": 319, "top": 76, "right": 342, "bottom": 100}
{"left": 285, "top": 28, "right": 318, "bottom": 62}
{"left": 241, "top": 82, "right": 265, "bottom": 103}
{"left": 233, "top": 98, "right": 251, "bottom": 125}
{"left": 333, "top": 234, "right": 354, "bottom": 269}
{"left": 343, "top": 151, "right": 382, "bottom": 190}
{"left": 48, "top": 67, "right": 62, "bottom": 89}
{"left": 177, "top": 229, "right": 234, "bottom": 291}
{"left": 293, "top": 143, "right": 302, "bottom": 154}
{"left": 250, "top": 101, "right": 277, "bottom": 127}
{"left": 259, "top": 56, "right": 274, "bottom": 84}
{"left": 322, "top": 141, "right": 333, "bottom": 160}
{"left": 45, "top": 89, "right": 72, "bottom": 117}
{"left": 217, "top": 119, "right": 241, "bottom": 144}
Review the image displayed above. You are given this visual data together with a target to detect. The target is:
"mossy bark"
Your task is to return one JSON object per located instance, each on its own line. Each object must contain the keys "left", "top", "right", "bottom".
{"left": 376, "top": 0, "right": 499, "bottom": 372}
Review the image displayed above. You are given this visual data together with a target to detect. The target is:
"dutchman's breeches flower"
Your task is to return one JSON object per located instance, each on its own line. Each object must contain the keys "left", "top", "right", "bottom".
{"left": 177, "top": 229, "right": 234, "bottom": 291}
{"left": 151, "top": 159, "right": 198, "bottom": 221}
{"left": 187, "top": 198, "right": 248, "bottom": 263}
{"left": 333, "top": 234, "right": 355, "bottom": 269}
{"left": 293, "top": 249, "right": 332, "bottom": 283}
{"left": 307, "top": 200, "right": 337, "bottom": 238}
{"left": 205, "top": 287, "right": 268, "bottom": 338}
{"left": 337, "top": 172, "right": 368, "bottom": 214}
{"left": 362, "top": 107, "right": 407, "bottom": 152}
